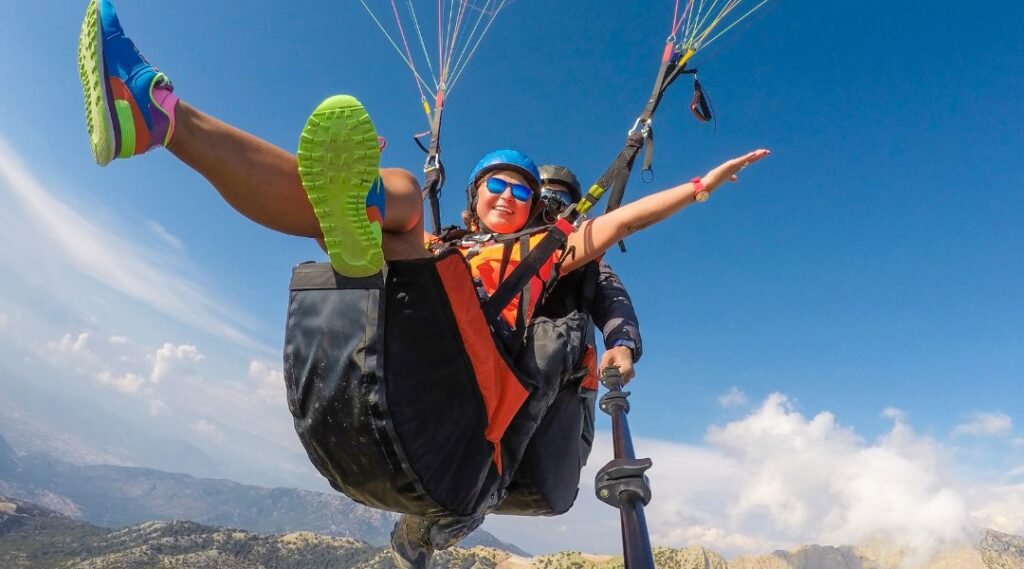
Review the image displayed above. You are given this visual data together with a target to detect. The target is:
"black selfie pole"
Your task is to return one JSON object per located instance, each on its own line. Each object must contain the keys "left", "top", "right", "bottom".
{"left": 595, "top": 366, "right": 655, "bottom": 569}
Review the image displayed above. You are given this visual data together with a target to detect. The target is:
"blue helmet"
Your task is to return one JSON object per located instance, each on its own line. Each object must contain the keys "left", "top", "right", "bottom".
{"left": 467, "top": 149, "right": 541, "bottom": 191}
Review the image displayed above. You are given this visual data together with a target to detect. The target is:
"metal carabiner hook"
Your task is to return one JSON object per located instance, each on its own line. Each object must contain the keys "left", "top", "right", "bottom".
{"left": 628, "top": 117, "right": 652, "bottom": 138}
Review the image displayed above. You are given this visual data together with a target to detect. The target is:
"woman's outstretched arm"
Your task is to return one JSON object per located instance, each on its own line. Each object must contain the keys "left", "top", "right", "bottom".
{"left": 562, "top": 149, "right": 770, "bottom": 273}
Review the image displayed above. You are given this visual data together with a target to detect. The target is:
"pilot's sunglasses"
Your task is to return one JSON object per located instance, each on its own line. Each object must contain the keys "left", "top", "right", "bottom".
{"left": 485, "top": 177, "right": 534, "bottom": 202}
{"left": 540, "top": 187, "right": 574, "bottom": 207}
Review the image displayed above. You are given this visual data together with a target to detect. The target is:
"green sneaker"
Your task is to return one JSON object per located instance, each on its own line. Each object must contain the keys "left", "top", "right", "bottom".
{"left": 297, "top": 95, "right": 384, "bottom": 277}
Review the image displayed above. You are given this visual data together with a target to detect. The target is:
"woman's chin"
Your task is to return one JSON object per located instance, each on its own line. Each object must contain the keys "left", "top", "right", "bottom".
{"left": 484, "top": 216, "right": 521, "bottom": 234}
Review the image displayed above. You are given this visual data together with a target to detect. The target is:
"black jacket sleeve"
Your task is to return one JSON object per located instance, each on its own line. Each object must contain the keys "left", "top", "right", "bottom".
{"left": 589, "top": 260, "right": 643, "bottom": 362}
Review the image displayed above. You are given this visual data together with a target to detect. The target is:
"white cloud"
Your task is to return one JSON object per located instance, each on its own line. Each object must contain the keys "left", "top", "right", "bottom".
{"left": 968, "top": 484, "right": 1024, "bottom": 536}
{"left": 249, "top": 360, "right": 285, "bottom": 405}
{"left": 696, "top": 395, "right": 969, "bottom": 564}
{"left": 95, "top": 370, "right": 146, "bottom": 394}
{"left": 953, "top": 412, "right": 1013, "bottom": 437}
{"left": 0, "top": 137, "right": 271, "bottom": 353}
{"left": 0, "top": 312, "right": 9, "bottom": 331}
{"left": 146, "top": 221, "right": 184, "bottom": 253}
{"left": 487, "top": 394, "right": 1014, "bottom": 564}
{"left": 41, "top": 332, "right": 102, "bottom": 375}
{"left": 150, "top": 343, "right": 204, "bottom": 384}
{"left": 190, "top": 419, "right": 225, "bottom": 443}
{"left": 38, "top": 334, "right": 208, "bottom": 398}
{"left": 148, "top": 399, "right": 168, "bottom": 417}
{"left": 718, "top": 386, "right": 748, "bottom": 408}
{"left": 50, "top": 332, "right": 92, "bottom": 355}
{"left": 882, "top": 407, "right": 906, "bottom": 421}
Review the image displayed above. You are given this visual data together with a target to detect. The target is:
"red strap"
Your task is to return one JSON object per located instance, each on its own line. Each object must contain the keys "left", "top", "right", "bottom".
{"left": 554, "top": 217, "right": 575, "bottom": 236}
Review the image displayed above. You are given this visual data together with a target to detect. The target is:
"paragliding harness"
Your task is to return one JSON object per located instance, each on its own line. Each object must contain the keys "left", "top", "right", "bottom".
{"left": 284, "top": 250, "right": 591, "bottom": 518}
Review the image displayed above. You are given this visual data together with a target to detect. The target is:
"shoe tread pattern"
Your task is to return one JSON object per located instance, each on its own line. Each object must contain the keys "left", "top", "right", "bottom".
{"left": 297, "top": 95, "right": 384, "bottom": 277}
{"left": 78, "top": 0, "right": 115, "bottom": 166}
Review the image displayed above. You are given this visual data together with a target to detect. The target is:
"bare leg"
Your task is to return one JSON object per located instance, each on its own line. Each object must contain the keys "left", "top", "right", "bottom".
{"left": 166, "top": 101, "right": 429, "bottom": 260}
{"left": 167, "top": 101, "right": 317, "bottom": 236}
{"left": 377, "top": 168, "right": 433, "bottom": 261}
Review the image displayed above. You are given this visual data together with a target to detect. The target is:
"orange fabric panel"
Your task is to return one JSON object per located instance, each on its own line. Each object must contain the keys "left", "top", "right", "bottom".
{"left": 434, "top": 254, "right": 529, "bottom": 474}
{"left": 108, "top": 78, "right": 152, "bottom": 154}
{"left": 463, "top": 233, "right": 559, "bottom": 327}
{"left": 581, "top": 345, "right": 599, "bottom": 391}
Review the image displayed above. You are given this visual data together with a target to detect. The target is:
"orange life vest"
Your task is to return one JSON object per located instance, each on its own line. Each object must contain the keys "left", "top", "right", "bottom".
{"left": 458, "top": 233, "right": 559, "bottom": 327}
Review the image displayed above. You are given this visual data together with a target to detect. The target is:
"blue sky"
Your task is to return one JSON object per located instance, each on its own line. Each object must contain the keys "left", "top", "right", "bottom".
{"left": 1, "top": 0, "right": 1023, "bottom": 559}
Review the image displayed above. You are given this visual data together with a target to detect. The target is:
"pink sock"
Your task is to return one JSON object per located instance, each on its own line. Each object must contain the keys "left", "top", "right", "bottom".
{"left": 151, "top": 84, "right": 179, "bottom": 146}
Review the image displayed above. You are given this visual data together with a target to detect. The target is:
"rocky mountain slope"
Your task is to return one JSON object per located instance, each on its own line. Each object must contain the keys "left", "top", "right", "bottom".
{"left": 0, "top": 434, "right": 525, "bottom": 555}
{"left": 0, "top": 496, "right": 518, "bottom": 569}
{"left": 3, "top": 496, "right": 1022, "bottom": 569}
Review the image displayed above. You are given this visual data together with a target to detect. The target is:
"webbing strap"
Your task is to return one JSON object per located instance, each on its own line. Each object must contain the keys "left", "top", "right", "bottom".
{"left": 515, "top": 235, "right": 531, "bottom": 332}
{"left": 497, "top": 241, "right": 514, "bottom": 283}
{"left": 420, "top": 103, "right": 445, "bottom": 235}
{"left": 602, "top": 133, "right": 645, "bottom": 252}
{"left": 642, "top": 127, "right": 655, "bottom": 181}
{"left": 482, "top": 222, "right": 572, "bottom": 324}
{"left": 423, "top": 168, "right": 443, "bottom": 235}
{"left": 603, "top": 134, "right": 645, "bottom": 214}
{"left": 580, "top": 261, "right": 599, "bottom": 309}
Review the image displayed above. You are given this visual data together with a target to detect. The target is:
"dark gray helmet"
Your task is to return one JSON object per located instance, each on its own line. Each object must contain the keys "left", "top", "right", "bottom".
{"left": 539, "top": 164, "right": 582, "bottom": 203}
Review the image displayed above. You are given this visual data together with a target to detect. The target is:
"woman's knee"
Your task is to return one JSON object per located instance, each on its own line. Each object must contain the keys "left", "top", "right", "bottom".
{"left": 381, "top": 168, "right": 423, "bottom": 233}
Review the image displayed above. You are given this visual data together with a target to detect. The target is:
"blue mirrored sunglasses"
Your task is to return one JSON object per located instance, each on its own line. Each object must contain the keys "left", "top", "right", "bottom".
{"left": 485, "top": 177, "right": 534, "bottom": 202}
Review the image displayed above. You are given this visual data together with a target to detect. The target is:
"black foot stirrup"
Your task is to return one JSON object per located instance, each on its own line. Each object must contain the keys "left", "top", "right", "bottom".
{"left": 596, "top": 366, "right": 655, "bottom": 569}
{"left": 690, "top": 76, "right": 713, "bottom": 123}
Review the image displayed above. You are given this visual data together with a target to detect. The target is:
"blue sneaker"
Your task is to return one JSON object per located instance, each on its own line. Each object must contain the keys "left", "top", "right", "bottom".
{"left": 78, "top": 0, "right": 178, "bottom": 166}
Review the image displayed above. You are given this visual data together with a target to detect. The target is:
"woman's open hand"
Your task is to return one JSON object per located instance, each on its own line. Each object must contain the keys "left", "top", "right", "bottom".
{"left": 702, "top": 148, "right": 771, "bottom": 192}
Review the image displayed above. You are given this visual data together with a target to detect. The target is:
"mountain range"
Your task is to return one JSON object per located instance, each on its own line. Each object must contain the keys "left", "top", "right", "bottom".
{"left": 0, "top": 433, "right": 526, "bottom": 555}
{"left": 3, "top": 425, "right": 1023, "bottom": 568}
{"left": 3, "top": 495, "right": 1024, "bottom": 569}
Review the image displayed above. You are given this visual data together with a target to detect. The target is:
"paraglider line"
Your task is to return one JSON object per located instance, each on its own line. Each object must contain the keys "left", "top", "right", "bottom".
{"left": 447, "top": 0, "right": 498, "bottom": 89}
{"left": 702, "top": 0, "right": 772, "bottom": 48}
{"left": 444, "top": 0, "right": 472, "bottom": 86}
{"left": 390, "top": 0, "right": 430, "bottom": 103}
{"left": 406, "top": 0, "right": 440, "bottom": 90}
{"left": 447, "top": 0, "right": 509, "bottom": 94}
{"left": 358, "top": 0, "right": 436, "bottom": 100}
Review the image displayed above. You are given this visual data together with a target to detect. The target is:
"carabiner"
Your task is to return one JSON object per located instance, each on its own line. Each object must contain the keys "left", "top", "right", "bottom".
{"left": 628, "top": 117, "right": 652, "bottom": 138}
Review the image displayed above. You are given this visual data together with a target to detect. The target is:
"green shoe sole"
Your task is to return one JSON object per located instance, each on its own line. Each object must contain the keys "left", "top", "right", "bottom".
{"left": 297, "top": 95, "right": 384, "bottom": 277}
{"left": 78, "top": 0, "right": 116, "bottom": 166}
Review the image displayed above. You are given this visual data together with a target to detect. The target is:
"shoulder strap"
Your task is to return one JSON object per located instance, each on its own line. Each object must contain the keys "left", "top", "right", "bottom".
{"left": 482, "top": 219, "right": 574, "bottom": 324}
